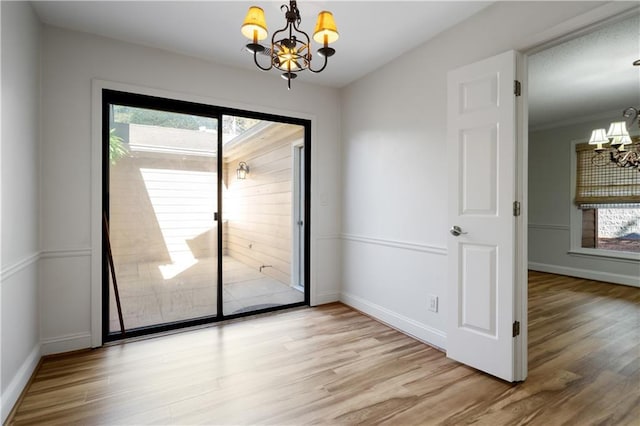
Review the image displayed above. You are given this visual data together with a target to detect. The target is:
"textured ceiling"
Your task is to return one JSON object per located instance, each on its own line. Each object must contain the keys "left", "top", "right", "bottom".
{"left": 31, "top": 1, "right": 492, "bottom": 88}
{"left": 528, "top": 13, "right": 640, "bottom": 129}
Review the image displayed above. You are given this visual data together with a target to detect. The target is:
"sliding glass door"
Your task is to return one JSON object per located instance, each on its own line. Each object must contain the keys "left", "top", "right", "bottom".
{"left": 102, "top": 90, "right": 309, "bottom": 341}
{"left": 221, "top": 116, "right": 305, "bottom": 315}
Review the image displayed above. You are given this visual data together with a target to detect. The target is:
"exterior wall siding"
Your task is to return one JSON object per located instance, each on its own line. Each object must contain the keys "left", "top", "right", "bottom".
{"left": 223, "top": 125, "right": 303, "bottom": 286}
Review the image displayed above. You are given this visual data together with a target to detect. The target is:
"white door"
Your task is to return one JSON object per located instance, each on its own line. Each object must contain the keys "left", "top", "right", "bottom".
{"left": 446, "top": 50, "right": 521, "bottom": 382}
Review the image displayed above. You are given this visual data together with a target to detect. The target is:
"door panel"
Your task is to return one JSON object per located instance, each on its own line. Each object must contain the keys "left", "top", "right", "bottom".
{"left": 460, "top": 243, "right": 497, "bottom": 336}
{"left": 221, "top": 116, "right": 305, "bottom": 316}
{"left": 107, "top": 103, "right": 219, "bottom": 333}
{"left": 447, "top": 50, "right": 518, "bottom": 382}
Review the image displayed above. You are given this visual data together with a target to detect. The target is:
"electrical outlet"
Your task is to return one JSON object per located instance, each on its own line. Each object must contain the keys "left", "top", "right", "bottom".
{"left": 428, "top": 295, "right": 438, "bottom": 313}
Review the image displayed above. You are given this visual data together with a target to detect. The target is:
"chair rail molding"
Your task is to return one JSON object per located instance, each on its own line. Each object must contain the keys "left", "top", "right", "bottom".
{"left": 341, "top": 233, "right": 447, "bottom": 256}
{"left": 40, "top": 248, "right": 92, "bottom": 259}
{"left": 528, "top": 223, "right": 570, "bottom": 231}
{"left": 1, "top": 252, "right": 40, "bottom": 281}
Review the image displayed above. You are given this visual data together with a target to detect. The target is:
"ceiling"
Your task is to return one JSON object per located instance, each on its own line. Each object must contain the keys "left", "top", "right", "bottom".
{"left": 31, "top": 1, "right": 492, "bottom": 88}
{"left": 30, "top": 2, "right": 640, "bottom": 128}
{"left": 528, "top": 12, "right": 640, "bottom": 129}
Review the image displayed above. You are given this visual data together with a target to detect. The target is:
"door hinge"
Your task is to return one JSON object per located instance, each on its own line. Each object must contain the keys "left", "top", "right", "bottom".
{"left": 513, "top": 201, "right": 521, "bottom": 217}
{"left": 514, "top": 80, "right": 521, "bottom": 97}
{"left": 513, "top": 321, "right": 520, "bottom": 337}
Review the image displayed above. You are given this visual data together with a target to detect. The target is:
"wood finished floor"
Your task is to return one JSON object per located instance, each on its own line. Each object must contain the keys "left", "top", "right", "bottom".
{"left": 7, "top": 271, "right": 640, "bottom": 425}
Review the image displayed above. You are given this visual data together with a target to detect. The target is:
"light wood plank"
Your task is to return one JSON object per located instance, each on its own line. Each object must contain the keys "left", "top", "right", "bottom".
{"left": 7, "top": 272, "right": 639, "bottom": 425}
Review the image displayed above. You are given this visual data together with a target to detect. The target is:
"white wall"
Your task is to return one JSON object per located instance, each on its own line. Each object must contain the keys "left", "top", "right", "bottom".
{"left": 39, "top": 25, "right": 342, "bottom": 354}
{"left": 529, "top": 115, "right": 640, "bottom": 286}
{"left": 0, "top": 2, "right": 41, "bottom": 422}
{"left": 339, "top": 1, "right": 612, "bottom": 349}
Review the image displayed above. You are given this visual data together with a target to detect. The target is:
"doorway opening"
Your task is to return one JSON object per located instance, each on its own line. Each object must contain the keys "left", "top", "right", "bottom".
{"left": 102, "top": 90, "right": 310, "bottom": 342}
{"left": 526, "top": 11, "right": 639, "bottom": 282}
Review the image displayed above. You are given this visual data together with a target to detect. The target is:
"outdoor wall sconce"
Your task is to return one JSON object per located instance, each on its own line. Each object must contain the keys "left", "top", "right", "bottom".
{"left": 237, "top": 161, "right": 250, "bottom": 180}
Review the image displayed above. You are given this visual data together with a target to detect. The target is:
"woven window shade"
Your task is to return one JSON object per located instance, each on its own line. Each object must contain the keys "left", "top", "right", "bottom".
{"left": 575, "top": 141, "right": 640, "bottom": 206}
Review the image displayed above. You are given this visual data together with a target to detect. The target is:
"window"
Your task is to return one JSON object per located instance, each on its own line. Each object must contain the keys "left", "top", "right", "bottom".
{"left": 580, "top": 205, "right": 640, "bottom": 253}
{"left": 574, "top": 141, "right": 640, "bottom": 255}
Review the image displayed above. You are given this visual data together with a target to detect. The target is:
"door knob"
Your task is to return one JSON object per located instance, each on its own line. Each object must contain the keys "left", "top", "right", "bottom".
{"left": 449, "top": 225, "right": 467, "bottom": 236}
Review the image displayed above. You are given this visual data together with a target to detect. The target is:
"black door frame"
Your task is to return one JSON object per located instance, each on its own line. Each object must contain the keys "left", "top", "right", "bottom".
{"left": 102, "top": 89, "right": 311, "bottom": 343}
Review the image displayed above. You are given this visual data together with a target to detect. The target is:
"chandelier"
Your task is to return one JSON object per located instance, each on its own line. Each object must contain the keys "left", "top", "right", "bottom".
{"left": 589, "top": 107, "right": 639, "bottom": 171}
{"left": 241, "top": 1, "right": 339, "bottom": 89}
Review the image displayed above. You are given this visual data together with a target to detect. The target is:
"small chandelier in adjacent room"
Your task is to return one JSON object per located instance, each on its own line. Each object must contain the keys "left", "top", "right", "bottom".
{"left": 589, "top": 107, "right": 639, "bottom": 170}
{"left": 236, "top": 161, "right": 250, "bottom": 180}
{"left": 241, "top": 0, "right": 339, "bottom": 89}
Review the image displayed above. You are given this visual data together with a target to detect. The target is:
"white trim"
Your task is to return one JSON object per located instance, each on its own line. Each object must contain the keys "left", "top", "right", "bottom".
{"left": 0, "top": 249, "right": 92, "bottom": 283}
{"left": 529, "top": 261, "right": 639, "bottom": 288}
{"left": 91, "top": 80, "right": 103, "bottom": 348}
{"left": 91, "top": 79, "right": 319, "bottom": 347}
{"left": 341, "top": 291, "right": 446, "bottom": 350}
{"left": 341, "top": 233, "right": 447, "bottom": 256}
{"left": 528, "top": 223, "right": 570, "bottom": 231}
{"left": 1, "top": 343, "right": 40, "bottom": 424}
{"left": 40, "top": 248, "right": 91, "bottom": 259}
{"left": 0, "top": 252, "right": 40, "bottom": 281}
{"left": 313, "top": 292, "right": 340, "bottom": 306}
{"left": 515, "top": 51, "right": 528, "bottom": 382}
{"left": 520, "top": 4, "right": 640, "bottom": 55}
{"left": 569, "top": 138, "right": 583, "bottom": 257}
{"left": 40, "top": 332, "right": 93, "bottom": 356}
{"left": 568, "top": 248, "right": 640, "bottom": 263}
{"left": 291, "top": 139, "right": 304, "bottom": 289}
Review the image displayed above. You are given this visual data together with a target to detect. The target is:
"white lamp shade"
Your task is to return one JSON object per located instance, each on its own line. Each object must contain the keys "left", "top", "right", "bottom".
{"left": 619, "top": 135, "right": 632, "bottom": 144}
{"left": 606, "top": 121, "right": 630, "bottom": 145}
{"left": 588, "top": 128, "right": 608, "bottom": 145}
{"left": 588, "top": 128, "right": 609, "bottom": 152}
{"left": 617, "top": 135, "right": 632, "bottom": 151}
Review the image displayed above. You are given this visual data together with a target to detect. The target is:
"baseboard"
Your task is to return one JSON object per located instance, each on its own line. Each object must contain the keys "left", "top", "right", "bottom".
{"left": 340, "top": 292, "right": 446, "bottom": 350}
{"left": 313, "top": 292, "right": 340, "bottom": 306}
{"left": 529, "top": 262, "right": 640, "bottom": 287}
{"left": 41, "top": 332, "right": 93, "bottom": 356}
{"left": 1, "top": 343, "right": 41, "bottom": 424}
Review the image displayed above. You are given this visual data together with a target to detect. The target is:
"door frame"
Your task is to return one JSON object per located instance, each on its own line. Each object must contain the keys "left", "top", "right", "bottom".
{"left": 91, "top": 80, "right": 313, "bottom": 346}
{"left": 291, "top": 141, "right": 305, "bottom": 290}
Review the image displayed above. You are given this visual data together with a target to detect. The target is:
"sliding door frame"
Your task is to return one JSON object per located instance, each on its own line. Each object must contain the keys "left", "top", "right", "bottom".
{"left": 101, "top": 89, "right": 311, "bottom": 343}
